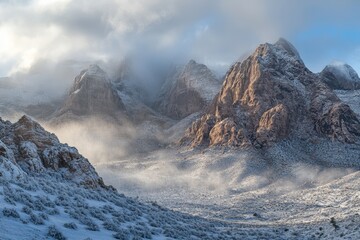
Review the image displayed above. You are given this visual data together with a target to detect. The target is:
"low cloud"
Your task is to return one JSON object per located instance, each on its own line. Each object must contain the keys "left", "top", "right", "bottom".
{"left": 1, "top": 0, "right": 360, "bottom": 80}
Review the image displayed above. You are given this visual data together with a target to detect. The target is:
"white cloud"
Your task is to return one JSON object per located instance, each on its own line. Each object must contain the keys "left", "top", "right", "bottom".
{"left": 0, "top": 0, "right": 359, "bottom": 78}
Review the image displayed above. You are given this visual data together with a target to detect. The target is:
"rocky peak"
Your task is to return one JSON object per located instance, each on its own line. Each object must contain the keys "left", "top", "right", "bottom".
{"left": 70, "top": 64, "right": 110, "bottom": 94}
{"left": 181, "top": 39, "right": 360, "bottom": 148}
{"left": 53, "top": 64, "right": 126, "bottom": 122}
{"left": 320, "top": 62, "right": 360, "bottom": 90}
{"left": 156, "top": 60, "right": 221, "bottom": 119}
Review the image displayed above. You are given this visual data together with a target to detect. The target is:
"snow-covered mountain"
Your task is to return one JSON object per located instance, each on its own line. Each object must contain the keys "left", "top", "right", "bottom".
{"left": 320, "top": 62, "right": 360, "bottom": 90}
{"left": 181, "top": 39, "right": 360, "bottom": 148}
{"left": 52, "top": 64, "right": 127, "bottom": 124}
{"left": 156, "top": 60, "right": 221, "bottom": 119}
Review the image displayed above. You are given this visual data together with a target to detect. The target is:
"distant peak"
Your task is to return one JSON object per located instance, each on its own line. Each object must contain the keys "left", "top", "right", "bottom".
{"left": 188, "top": 59, "right": 197, "bottom": 65}
{"left": 274, "top": 38, "right": 303, "bottom": 64}
{"left": 87, "top": 64, "right": 105, "bottom": 74}
{"left": 322, "top": 61, "right": 360, "bottom": 83}
{"left": 77, "top": 64, "right": 109, "bottom": 82}
{"left": 325, "top": 61, "right": 357, "bottom": 74}
{"left": 18, "top": 115, "right": 34, "bottom": 123}
{"left": 275, "top": 37, "right": 291, "bottom": 45}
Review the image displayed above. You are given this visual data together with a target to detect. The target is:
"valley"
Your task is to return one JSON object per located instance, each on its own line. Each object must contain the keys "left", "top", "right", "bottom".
{"left": 1, "top": 32, "right": 360, "bottom": 239}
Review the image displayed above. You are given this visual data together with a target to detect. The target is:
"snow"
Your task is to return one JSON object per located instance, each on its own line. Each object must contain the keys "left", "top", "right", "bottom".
{"left": 93, "top": 140, "right": 360, "bottom": 239}
{"left": 0, "top": 174, "right": 243, "bottom": 239}
{"left": 0, "top": 140, "right": 26, "bottom": 181}
{"left": 335, "top": 89, "right": 360, "bottom": 116}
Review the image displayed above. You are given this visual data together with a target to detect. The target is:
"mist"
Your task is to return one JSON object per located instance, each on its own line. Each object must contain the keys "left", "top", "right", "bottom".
{"left": 37, "top": 115, "right": 355, "bottom": 203}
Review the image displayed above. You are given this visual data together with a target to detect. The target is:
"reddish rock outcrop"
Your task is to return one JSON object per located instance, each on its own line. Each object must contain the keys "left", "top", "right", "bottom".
{"left": 181, "top": 39, "right": 360, "bottom": 148}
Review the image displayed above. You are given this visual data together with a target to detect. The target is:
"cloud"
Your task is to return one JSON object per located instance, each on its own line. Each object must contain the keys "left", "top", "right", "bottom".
{"left": 0, "top": 0, "right": 360, "bottom": 80}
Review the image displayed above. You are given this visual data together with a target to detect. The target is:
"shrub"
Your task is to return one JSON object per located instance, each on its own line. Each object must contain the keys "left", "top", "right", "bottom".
{"left": 29, "top": 213, "right": 44, "bottom": 225}
{"left": 22, "top": 206, "right": 32, "bottom": 215}
{"left": 63, "top": 222, "right": 78, "bottom": 230}
{"left": 47, "top": 225, "right": 66, "bottom": 240}
{"left": 330, "top": 217, "right": 340, "bottom": 231}
{"left": 103, "top": 220, "right": 119, "bottom": 232}
{"left": 113, "top": 230, "right": 130, "bottom": 240}
{"left": 3, "top": 208, "right": 20, "bottom": 218}
{"left": 46, "top": 208, "right": 60, "bottom": 215}
{"left": 85, "top": 221, "right": 100, "bottom": 231}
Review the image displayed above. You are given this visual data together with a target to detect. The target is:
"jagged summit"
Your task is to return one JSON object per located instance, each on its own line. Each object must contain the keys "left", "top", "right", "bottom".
{"left": 320, "top": 61, "right": 360, "bottom": 90}
{"left": 84, "top": 64, "right": 108, "bottom": 78}
{"left": 69, "top": 64, "right": 111, "bottom": 94}
{"left": 181, "top": 39, "right": 360, "bottom": 147}
{"left": 52, "top": 64, "right": 126, "bottom": 122}
{"left": 156, "top": 59, "right": 221, "bottom": 119}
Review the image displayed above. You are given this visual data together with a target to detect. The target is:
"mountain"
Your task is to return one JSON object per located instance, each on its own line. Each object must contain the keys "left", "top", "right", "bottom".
{"left": 181, "top": 38, "right": 360, "bottom": 148}
{"left": 52, "top": 64, "right": 126, "bottom": 123}
{"left": 156, "top": 60, "right": 221, "bottom": 119}
{"left": 320, "top": 62, "right": 360, "bottom": 90}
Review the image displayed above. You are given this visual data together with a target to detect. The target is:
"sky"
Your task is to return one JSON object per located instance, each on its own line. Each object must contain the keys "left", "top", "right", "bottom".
{"left": 1, "top": 0, "right": 360, "bottom": 83}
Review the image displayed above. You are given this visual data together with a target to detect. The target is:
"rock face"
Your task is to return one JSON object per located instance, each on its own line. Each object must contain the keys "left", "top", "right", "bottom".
{"left": 157, "top": 60, "right": 221, "bottom": 119}
{"left": 53, "top": 64, "right": 126, "bottom": 122}
{"left": 320, "top": 62, "right": 360, "bottom": 90}
{"left": 0, "top": 115, "right": 107, "bottom": 188}
{"left": 181, "top": 38, "right": 360, "bottom": 147}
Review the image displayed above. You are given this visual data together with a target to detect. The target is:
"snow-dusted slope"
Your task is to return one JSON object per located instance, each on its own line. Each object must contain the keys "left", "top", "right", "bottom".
{"left": 320, "top": 62, "right": 360, "bottom": 90}
{"left": 0, "top": 174, "right": 243, "bottom": 239}
{"left": 0, "top": 115, "right": 243, "bottom": 239}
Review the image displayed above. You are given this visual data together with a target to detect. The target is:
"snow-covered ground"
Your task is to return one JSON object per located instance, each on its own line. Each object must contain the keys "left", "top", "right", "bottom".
{"left": 3, "top": 167, "right": 360, "bottom": 239}
{"left": 93, "top": 146, "right": 360, "bottom": 239}
{"left": 0, "top": 173, "right": 243, "bottom": 240}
